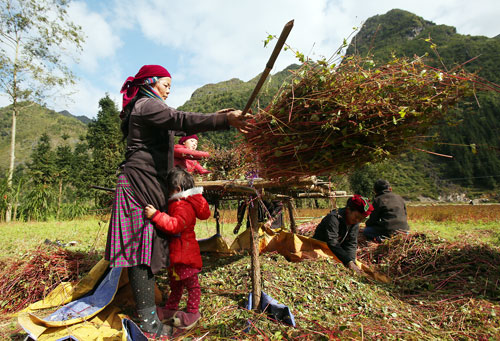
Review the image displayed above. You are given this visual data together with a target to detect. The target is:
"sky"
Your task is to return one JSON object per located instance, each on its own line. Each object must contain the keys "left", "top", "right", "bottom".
{"left": 1, "top": 0, "right": 499, "bottom": 118}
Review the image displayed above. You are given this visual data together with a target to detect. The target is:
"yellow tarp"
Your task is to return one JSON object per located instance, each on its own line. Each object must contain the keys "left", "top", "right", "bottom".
{"left": 262, "top": 231, "right": 390, "bottom": 283}
{"left": 17, "top": 259, "right": 162, "bottom": 340}
{"left": 198, "top": 234, "right": 234, "bottom": 255}
{"left": 230, "top": 224, "right": 276, "bottom": 252}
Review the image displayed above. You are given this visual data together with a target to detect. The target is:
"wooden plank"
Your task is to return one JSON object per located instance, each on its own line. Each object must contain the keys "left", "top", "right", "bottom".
{"left": 242, "top": 20, "right": 294, "bottom": 115}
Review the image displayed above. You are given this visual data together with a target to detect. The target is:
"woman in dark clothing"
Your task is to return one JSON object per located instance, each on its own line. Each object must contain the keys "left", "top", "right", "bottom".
{"left": 104, "top": 64, "right": 251, "bottom": 338}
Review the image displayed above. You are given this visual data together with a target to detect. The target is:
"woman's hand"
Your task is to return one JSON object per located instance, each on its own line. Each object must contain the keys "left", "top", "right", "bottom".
{"left": 223, "top": 109, "right": 254, "bottom": 133}
{"left": 144, "top": 204, "right": 157, "bottom": 219}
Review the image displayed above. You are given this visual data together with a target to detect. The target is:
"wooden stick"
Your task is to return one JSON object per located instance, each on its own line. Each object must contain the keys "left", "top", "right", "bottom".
{"left": 286, "top": 199, "right": 297, "bottom": 234}
{"left": 242, "top": 19, "right": 294, "bottom": 115}
{"left": 90, "top": 185, "right": 115, "bottom": 192}
{"left": 248, "top": 198, "right": 261, "bottom": 310}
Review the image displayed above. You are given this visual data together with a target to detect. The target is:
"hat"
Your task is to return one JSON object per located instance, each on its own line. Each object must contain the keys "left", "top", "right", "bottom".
{"left": 374, "top": 179, "right": 391, "bottom": 193}
{"left": 120, "top": 65, "right": 171, "bottom": 113}
{"left": 178, "top": 135, "right": 198, "bottom": 145}
{"left": 347, "top": 194, "right": 374, "bottom": 217}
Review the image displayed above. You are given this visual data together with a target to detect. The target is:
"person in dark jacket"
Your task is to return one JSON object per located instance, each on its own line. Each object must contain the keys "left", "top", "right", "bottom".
{"left": 312, "top": 195, "right": 373, "bottom": 275}
{"left": 363, "top": 179, "right": 410, "bottom": 242}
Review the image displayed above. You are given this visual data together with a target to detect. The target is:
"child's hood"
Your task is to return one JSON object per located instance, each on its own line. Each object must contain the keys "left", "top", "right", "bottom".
{"left": 169, "top": 187, "right": 211, "bottom": 220}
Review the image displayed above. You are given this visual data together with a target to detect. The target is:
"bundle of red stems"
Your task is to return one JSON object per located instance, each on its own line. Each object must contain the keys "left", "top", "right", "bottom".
{"left": 243, "top": 55, "right": 499, "bottom": 179}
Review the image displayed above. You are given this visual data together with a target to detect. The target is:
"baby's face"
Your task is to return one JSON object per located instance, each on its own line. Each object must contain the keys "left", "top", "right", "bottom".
{"left": 184, "top": 138, "right": 198, "bottom": 150}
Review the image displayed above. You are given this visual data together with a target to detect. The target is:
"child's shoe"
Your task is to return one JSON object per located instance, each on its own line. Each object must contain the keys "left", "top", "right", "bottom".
{"left": 157, "top": 307, "right": 177, "bottom": 323}
{"left": 172, "top": 311, "right": 201, "bottom": 330}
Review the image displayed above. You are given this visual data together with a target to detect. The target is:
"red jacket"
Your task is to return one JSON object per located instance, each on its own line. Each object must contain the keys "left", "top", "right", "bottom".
{"left": 173, "top": 144, "right": 210, "bottom": 174}
{"left": 151, "top": 187, "right": 211, "bottom": 269}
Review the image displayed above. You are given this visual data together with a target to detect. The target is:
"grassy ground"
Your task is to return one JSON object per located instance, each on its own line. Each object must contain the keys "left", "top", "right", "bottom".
{"left": 1, "top": 205, "right": 499, "bottom": 340}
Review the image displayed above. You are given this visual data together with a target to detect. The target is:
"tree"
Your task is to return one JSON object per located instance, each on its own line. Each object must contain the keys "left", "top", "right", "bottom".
{"left": 86, "top": 95, "right": 125, "bottom": 207}
{"left": 54, "top": 134, "right": 72, "bottom": 218}
{"left": 0, "top": 0, "right": 84, "bottom": 221}
{"left": 28, "top": 133, "right": 56, "bottom": 185}
{"left": 348, "top": 164, "right": 379, "bottom": 197}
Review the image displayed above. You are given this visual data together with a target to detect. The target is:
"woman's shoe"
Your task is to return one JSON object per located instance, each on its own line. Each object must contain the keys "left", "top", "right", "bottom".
{"left": 142, "top": 323, "right": 172, "bottom": 340}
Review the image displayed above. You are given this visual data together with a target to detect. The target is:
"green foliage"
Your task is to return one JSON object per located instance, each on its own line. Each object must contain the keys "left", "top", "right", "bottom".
{"left": 85, "top": 95, "right": 125, "bottom": 207}
{"left": 348, "top": 164, "right": 379, "bottom": 197}
{"left": 18, "top": 183, "right": 57, "bottom": 221}
{"left": 346, "top": 8, "right": 500, "bottom": 190}
{"left": 0, "top": 102, "right": 87, "bottom": 172}
{"left": 28, "top": 133, "right": 57, "bottom": 185}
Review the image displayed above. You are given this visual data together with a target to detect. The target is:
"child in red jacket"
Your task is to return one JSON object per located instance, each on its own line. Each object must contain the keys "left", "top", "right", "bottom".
{"left": 174, "top": 135, "right": 210, "bottom": 174}
{"left": 144, "top": 167, "right": 210, "bottom": 330}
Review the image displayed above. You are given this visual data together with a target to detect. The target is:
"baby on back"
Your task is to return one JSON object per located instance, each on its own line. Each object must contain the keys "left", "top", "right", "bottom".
{"left": 174, "top": 135, "right": 210, "bottom": 175}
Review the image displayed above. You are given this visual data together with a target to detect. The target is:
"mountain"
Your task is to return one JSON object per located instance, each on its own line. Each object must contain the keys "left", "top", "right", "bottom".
{"left": 178, "top": 64, "right": 300, "bottom": 147}
{"left": 175, "top": 9, "right": 500, "bottom": 196}
{"left": 58, "top": 110, "right": 92, "bottom": 125}
{"left": 346, "top": 9, "right": 500, "bottom": 190}
{"left": 0, "top": 103, "right": 87, "bottom": 171}
{"left": 180, "top": 63, "right": 300, "bottom": 113}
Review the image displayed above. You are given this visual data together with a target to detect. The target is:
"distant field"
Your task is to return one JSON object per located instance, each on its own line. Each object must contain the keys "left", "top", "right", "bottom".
{"left": 1, "top": 205, "right": 500, "bottom": 340}
{"left": 1, "top": 204, "right": 499, "bottom": 260}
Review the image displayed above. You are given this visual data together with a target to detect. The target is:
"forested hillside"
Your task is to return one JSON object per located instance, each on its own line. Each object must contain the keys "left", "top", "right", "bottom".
{"left": 0, "top": 103, "right": 87, "bottom": 171}
{"left": 346, "top": 9, "right": 500, "bottom": 190}
{"left": 178, "top": 64, "right": 299, "bottom": 147}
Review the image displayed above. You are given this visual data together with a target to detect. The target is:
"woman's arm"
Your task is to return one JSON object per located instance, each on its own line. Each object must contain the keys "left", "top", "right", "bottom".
{"left": 139, "top": 98, "right": 252, "bottom": 134}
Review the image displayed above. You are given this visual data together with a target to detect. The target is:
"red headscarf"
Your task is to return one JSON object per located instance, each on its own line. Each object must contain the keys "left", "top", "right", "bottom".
{"left": 347, "top": 194, "right": 374, "bottom": 217}
{"left": 178, "top": 135, "right": 198, "bottom": 145}
{"left": 120, "top": 65, "right": 171, "bottom": 116}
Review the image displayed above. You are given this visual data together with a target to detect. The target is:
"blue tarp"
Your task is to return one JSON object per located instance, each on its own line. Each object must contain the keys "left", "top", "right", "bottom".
{"left": 246, "top": 291, "right": 296, "bottom": 328}
{"left": 43, "top": 267, "right": 122, "bottom": 322}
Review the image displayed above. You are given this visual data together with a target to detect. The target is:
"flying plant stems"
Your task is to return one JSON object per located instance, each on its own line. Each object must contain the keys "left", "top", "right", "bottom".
{"left": 243, "top": 53, "right": 498, "bottom": 179}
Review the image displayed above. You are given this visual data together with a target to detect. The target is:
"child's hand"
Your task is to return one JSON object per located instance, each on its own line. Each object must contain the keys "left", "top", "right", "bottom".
{"left": 144, "top": 204, "right": 157, "bottom": 219}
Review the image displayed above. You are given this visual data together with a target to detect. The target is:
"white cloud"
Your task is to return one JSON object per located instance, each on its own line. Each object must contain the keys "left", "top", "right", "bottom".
{"left": 167, "top": 84, "right": 199, "bottom": 109}
{"left": 67, "top": 1, "right": 123, "bottom": 72}
{"left": 58, "top": 0, "right": 500, "bottom": 117}
{"left": 0, "top": 94, "right": 10, "bottom": 108}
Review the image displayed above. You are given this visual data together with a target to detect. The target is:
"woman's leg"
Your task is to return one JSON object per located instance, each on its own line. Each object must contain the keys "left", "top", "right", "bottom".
{"left": 128, "top": 265, "right": 170, "bottom": 336}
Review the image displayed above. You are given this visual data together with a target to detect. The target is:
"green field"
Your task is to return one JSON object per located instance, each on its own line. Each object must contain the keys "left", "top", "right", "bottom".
{"left": 1, "top": 206, "right": 499, "bottom": 340}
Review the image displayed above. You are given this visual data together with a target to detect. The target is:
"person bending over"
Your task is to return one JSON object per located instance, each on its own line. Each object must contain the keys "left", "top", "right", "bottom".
{"left": 313, "top": 195, "right": 373, "bottom": 274}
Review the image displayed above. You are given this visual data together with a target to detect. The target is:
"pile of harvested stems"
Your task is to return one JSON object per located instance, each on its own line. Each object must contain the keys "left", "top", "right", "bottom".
{"left": 358, "top": 233, "right": 500, "bottom": 336}
{"left": 203, "top": 141, "right": 251, "bottom": 181}
{"left": 0, "top": 245, "right": 97, "bottom": 314}
{"left": 244, "top": 55, "right": 499, "bottom": 178}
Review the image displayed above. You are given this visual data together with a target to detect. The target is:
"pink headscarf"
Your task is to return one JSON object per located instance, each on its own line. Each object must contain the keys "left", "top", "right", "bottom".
{"left": 120, "top": 65, "right": 171, "bottom": 117}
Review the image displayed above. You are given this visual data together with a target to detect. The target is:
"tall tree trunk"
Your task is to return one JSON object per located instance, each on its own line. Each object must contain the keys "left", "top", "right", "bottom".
{"left": 6, "top": 39, "right": 20, "bottom": 223}
{"left": 5, "top": 107, "right": 16, "bottom": 222}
